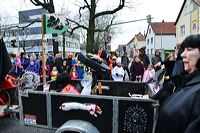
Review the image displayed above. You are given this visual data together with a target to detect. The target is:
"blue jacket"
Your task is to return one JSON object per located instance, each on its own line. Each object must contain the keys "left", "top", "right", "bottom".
{"left": 26, "top": 65, "right": 38, "bottom": 74}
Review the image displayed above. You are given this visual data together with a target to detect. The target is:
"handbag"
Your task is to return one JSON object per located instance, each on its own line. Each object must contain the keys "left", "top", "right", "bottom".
{"left": 70, "top": 67, "right": 78, "bottom": 79}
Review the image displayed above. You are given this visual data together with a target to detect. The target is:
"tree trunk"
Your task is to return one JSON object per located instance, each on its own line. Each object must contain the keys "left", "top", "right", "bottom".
{"left": 86, "top": 0, "right": 96, "bottom": 53}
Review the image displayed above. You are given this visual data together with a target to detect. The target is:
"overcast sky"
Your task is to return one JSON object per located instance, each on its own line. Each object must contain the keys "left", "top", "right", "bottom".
{"left": 0, "top": 0, "right": 184, "bottom": 50}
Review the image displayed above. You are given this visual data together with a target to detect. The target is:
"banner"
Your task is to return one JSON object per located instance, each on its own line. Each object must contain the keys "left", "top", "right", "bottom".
{"left": 44, "top": 13, "right": 69, "bottom": 34}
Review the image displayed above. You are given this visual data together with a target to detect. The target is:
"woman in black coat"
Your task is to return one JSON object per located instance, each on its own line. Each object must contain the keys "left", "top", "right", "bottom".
{"left": 155, "top": 34, "right": 200, "bottom": 133}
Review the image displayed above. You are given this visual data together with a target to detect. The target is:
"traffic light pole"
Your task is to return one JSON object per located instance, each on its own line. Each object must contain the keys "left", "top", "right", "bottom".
{"left": 42, "top": 15, "right": 46, "bottom": 84}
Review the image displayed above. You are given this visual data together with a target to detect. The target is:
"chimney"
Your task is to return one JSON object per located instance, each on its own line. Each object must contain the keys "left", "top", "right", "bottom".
{"left": 162, "top": 20, "right": 164, "bottom": 23}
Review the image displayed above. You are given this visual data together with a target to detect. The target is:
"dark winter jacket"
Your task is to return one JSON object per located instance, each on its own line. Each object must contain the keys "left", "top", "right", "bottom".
{"left": 139, "top": 54, "right": 150, "bottom": 69}
{"left": 155, "top": 71, "right": 200, "bottom": 133}
{"left": 54, "top": 58, "right": 63, "bottom": 73}
{"left": 0, "top": 38, "right": 12, "bottom": 83}
{"left": 130, "top": 61, "right": 144, "bottom": 81}
{"left": 121, "top": 55, "right": 129, "bottom": 67}
{"left": 151, "top": 55, "right": 162, "bottom": 71}
{"left": 21, "top": 57, "right": 30, "bottom": 70}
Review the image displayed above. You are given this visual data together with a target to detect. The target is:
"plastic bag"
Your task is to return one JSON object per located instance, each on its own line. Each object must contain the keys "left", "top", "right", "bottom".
{"left": 81, "top": 72, "right": 93, "bottom": 95}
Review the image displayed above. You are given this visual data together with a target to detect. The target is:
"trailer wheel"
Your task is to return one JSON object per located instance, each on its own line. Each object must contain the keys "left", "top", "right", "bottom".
{"left": 55, "top": 120, "right": 100, "bottom": 133}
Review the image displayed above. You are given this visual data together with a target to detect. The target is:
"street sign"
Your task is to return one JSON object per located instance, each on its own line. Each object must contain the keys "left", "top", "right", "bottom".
{"left": 44, "top": 13, "right": 69, "bottom": 34}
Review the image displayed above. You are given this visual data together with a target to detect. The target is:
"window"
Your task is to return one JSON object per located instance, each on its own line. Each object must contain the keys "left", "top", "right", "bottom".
{"left": 151, "top": 37, "right": 153, "bottom": 44}
{"left": 147, "top": 49, "right": 149, "bottom": 55}
{"left": 180, "top": 25, "right": 185, "bottom": 35}
{"left": 147, "top": 39, "right": 149, "bottom": 45}
{"left": 151, "top": 48, "right": 153, "bottom": 54}
{"left": 149, "top": 28, "right": 151, "bottom": 34}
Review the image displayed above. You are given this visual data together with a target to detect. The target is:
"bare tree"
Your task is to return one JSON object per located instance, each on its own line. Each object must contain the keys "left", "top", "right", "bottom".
{"left": 30, "top": 0, "right": 126, "bottom": 53}
{"left": 30, "top": 0, "right": 55, "bottom": 13}
{"left": 72, "top": 0, "right": 125, "bottom": 53}
{"left": 94, "top": 14, "right": 119, "bottom": 51}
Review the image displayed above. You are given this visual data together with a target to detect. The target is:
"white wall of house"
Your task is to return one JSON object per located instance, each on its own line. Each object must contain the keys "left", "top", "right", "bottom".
{"left": 134, "top": 38, "right": 146, "bottom": 50}
{"left": 146, "top": 26, "right": 176, "bottom": 60}
{"left": 126, "top": 41, "right": 133, "bottom": 58}
{"left": 146, "top": 27, "right": 155, "bottom": 55}
{"left": 154, "top": 35, "right": 176, "bottom": 50}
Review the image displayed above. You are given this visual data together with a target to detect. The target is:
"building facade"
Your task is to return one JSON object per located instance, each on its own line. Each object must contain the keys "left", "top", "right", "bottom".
{"left": 146, "top": 21, "right": 176, "bottom": 60}
{"left": 175, "top": 0, "right": 200, "bottom": 47}
{"left": 125, "top": 32, "right": 146, "bottom": 58}
{"left": 0, "top": 8, "right": 80, "bottom": 56}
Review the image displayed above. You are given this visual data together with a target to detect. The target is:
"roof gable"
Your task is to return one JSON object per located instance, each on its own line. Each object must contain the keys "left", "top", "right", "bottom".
{"left": 135, "top": 32, "right": 145, "bottom": 41}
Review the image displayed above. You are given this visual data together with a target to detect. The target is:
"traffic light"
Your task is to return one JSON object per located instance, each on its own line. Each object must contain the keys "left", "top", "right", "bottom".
{"left": 11, "top": 39, "right": 17, "bottom": 47}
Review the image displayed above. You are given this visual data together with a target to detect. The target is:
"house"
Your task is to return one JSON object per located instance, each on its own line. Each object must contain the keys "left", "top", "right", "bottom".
{"left": 146, "top": 20, "right": 176, "bottom": 60}
{"left": 125, "top": 32, "right": 146, "bottom": 58}
{"left": 175, "top": 0, "right": 200, "bottom": 48}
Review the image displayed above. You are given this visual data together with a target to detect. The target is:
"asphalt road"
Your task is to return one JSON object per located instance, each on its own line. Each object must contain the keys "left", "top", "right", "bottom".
{"left": 0, "top": 117, "right": 55, "bottom": 133}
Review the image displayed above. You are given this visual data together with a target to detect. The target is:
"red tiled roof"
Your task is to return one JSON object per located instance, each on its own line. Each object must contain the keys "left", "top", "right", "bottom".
{"left": 135, "top": 32, "right": 145, "bottom": 41}
{"left": 151, "top": 21, "right": 176, "bottom": 35}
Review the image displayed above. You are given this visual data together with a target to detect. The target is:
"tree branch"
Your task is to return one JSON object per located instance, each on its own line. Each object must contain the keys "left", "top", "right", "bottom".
{"left": 94, "top": 0, "right": 125, "bottom": 19}
{"left": 30, "top": 0, "right": 42, "bottom": 6}
{"left": 79, "top": 5, "right": 89, "bottom": 18}
{"left": 95, "top": 15, "right": 115, "bottom": 32}
{"left": 2, "top": 19, "right": 41, "bottom": 37}
{"left": 84, "top": 0, "right": 91, "bottom": 11}
{"left": 66, "top": 18, "right": 88, "bottom": 29}
{"left": 68, "top": 26, "right": 86, "bottom": 35}
{"left": 30, "top": 0, "right": 55, "bottom": 13}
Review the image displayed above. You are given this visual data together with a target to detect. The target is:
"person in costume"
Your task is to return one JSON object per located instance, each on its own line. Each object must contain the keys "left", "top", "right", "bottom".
{"left": 155, "top": 34, "right": 200, "bottom": 133}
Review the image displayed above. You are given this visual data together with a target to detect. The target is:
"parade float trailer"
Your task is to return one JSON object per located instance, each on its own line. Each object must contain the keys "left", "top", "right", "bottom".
{"left": 18, "top": 79, "right": 159, "bottom": 133}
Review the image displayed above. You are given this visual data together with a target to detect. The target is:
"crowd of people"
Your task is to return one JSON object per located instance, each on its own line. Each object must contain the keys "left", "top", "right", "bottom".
{"left": 5, "top": 34, "right": 200, "bottom": 132}
{"left": 8, "top": 46, "right": 174, "bottom": 85}
{"left": 110, "top": 48, "right": 171, "bottom": 83}
{"left": 9, "top": 52, "right": 85, "bottom": 82}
